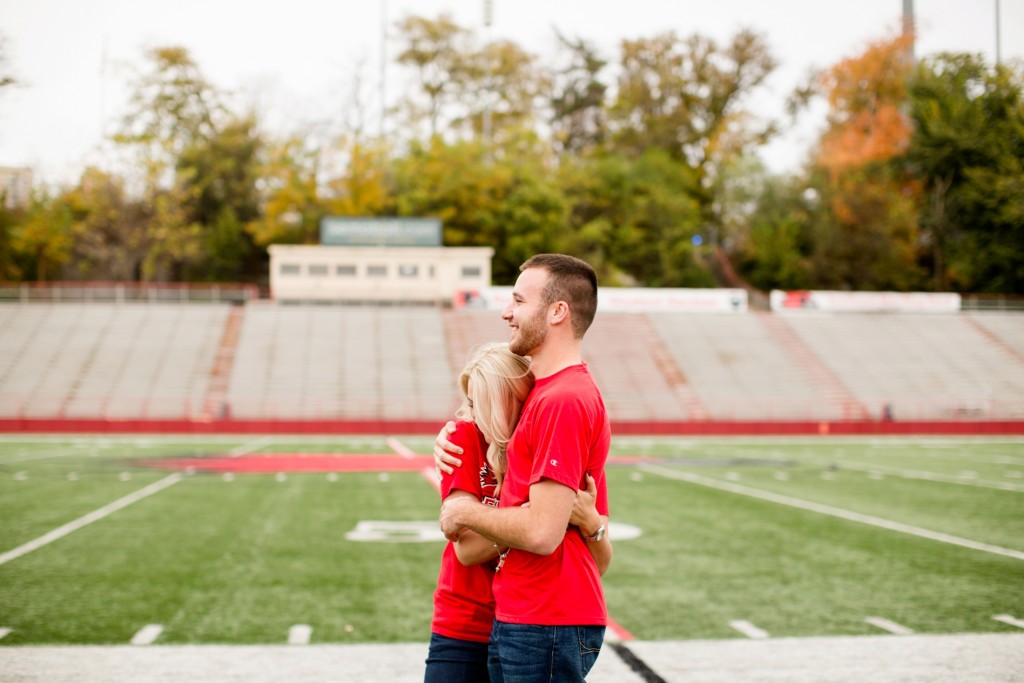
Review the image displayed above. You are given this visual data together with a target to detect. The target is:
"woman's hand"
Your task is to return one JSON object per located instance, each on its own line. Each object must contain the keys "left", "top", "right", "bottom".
{"left": 433, "top": 421, "right": 462, "bottom": 477}
{"left": 569, "top": 473, "right": 602, "bottom": 538}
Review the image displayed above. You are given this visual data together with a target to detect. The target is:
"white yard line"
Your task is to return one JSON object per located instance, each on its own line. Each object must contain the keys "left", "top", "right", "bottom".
{"left": 421, "top": 467, "right": 441, "bottom": 492}
{"left": 386, "top": 437, "right": 417, "bottom": 459}
{"left": 865, "top": 617, "right": 914, "bottom": 635}
{"left": 729, "top": 620, "right": 769, "bottom": 639}
{"left": 819, "top": 459, "right": 1024, "bottom": 493}
{"left": 640, "top": 465, "right": 1024, "bottom": 562}
{"left": 288, "top": 624, "right": 313, "bottom": 645}
{"left": 228, "top": 437, "right": 273, "bottom": 458}
{"left": 130, "top": 624, "right": 164, "bottom": 645}
{"left": 687, "top": 443, "right": 1024, "bottom": 492}
{"left": 0, "top": 473, "right": 183, "bottom": 566}
{"left": 0, "top": 447, "right": 85, "bottom": 465}
{"left": 993, "top": 614, "right": 1024, "bottom": 629}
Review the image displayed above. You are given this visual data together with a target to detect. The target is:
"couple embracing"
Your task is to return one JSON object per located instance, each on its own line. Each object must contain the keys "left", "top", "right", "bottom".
{"left": 426, "top": 254, "right": 612, "bottom": 683}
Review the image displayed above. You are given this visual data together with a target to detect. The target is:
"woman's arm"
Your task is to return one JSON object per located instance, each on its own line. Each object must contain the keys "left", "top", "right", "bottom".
{"left": 446, "top": 489, "right": 502, "bottom": 566}
{"left": 570, "top": 473, "right": 613, "bottom": 576}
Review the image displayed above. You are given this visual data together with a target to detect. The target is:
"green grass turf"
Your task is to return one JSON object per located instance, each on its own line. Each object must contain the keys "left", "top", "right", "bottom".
{"left": 0, "top": 435, "right": 1022, "bottom": 644}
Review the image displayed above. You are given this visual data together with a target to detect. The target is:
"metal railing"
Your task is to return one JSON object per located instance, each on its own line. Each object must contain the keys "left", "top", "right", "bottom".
{"left": 0, "top": 281, "right": 262, "bottom": 304}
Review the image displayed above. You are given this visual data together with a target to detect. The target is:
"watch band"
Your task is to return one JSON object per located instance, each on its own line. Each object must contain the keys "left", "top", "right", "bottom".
{"left": 583, "top": 522, "right": 606, "bottom": 542}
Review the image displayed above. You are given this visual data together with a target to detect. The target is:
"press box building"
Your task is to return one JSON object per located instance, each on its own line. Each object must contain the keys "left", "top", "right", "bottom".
{"left": 268, "top": 217, "right": 493, "bottom": 305}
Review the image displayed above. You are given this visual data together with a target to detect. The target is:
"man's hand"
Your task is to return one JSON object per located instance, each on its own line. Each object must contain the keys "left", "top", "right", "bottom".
{"left": 433, "top": 421, "right": 462, "bottom": 477}
{"left": 439, "top": 494, "right": 476, "bottom": 541}
{"left": 569, "top": 473, "right": 602, "bottom": 537}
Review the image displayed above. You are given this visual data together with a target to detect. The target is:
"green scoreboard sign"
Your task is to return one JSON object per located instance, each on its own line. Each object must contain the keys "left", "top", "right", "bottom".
{"left": 320, "top": 217, "right": 442, "bottom": 247}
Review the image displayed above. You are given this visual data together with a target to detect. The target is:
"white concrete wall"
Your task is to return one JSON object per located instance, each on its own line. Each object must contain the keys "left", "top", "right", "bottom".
{"left": 268, "top": 245, "right": 494, "bottom": 304}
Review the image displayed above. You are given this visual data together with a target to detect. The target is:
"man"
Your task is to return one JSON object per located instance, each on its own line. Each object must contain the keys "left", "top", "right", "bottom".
{"left": 438, "top": 253, "right": 611, "bottom": 682}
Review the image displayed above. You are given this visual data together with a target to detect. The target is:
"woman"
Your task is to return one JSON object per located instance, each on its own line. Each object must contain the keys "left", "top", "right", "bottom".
{"left": 425, "top": 343, "right": 610, "bottom": 682}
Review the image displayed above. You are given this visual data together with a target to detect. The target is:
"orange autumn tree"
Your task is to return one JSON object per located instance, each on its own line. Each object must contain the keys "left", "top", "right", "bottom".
{"left": 811, "top": 31, "right": 927, "bottom": 290}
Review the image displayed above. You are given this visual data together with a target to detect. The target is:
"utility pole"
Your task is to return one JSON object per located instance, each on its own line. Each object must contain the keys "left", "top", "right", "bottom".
{"left": 902, "top": 0, "right": 915, "bottom": 67}
{"left": 380, "top": 0, "right": 388, "bottom": 139}
{"left": 996, "top": 0, "right": 1002, "bottom": 65}
{"left": 481, "top": 0, "right": 493, "bottom": 141}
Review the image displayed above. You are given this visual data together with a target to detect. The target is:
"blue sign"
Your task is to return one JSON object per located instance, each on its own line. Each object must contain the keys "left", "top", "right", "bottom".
{"left": 320, "top": 217, "right": 443, "bottom": 247}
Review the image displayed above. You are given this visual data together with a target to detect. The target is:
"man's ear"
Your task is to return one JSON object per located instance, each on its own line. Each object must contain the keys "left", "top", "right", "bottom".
{"left": 549, "top": 301, "right": 570, "bottom": 326}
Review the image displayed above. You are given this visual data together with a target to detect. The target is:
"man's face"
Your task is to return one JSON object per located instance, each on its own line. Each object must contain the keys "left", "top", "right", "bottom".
{"left": 502, "top": 267, "right": 550, "bottom": 357}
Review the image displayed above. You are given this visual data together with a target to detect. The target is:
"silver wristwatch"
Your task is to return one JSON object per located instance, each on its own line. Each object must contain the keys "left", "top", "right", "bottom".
{"left": 583, "top": 523, "right": 606, "bottom": 542}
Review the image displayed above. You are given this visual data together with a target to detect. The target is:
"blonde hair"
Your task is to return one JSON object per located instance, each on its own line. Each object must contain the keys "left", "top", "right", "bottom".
{"left": 455, "top": 342, "right": 533, "bottom": 490}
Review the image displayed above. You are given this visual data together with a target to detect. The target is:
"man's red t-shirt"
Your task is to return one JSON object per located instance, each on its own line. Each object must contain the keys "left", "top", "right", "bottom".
{"left": 430, "top": 420, "right": 499, "bottom": 642}
{"left": 493, "top": 363, "right": 611, "bottom": 626}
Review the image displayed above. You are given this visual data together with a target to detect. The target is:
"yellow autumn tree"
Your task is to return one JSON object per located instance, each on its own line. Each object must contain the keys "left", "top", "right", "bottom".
{"left": 810, "top": 30, "right": 927, "bottom": 290}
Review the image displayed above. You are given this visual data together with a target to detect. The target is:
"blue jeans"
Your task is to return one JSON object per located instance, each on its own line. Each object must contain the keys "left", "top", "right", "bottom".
{"left": 487, "top": 621, "right": 605, "bottom": 683}
{"left": 424, "top": 632, "right": 491, "bottom": 682}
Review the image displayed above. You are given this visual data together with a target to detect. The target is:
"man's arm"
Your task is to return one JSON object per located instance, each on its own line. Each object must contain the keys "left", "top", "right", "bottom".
{"left": 441, "top": 479, "right": 574, "bottom": 556}
{"left": 444, "top": 490, "right": 502, "bottom": 566}
{"left": 433, "top": 421, "right": 462, "bottom": 476}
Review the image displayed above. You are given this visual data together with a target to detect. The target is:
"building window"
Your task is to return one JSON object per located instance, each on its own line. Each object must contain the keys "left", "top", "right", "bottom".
{"left": 398, "top": 264, "right": 419, "bottom": 278}
{"left": 280, "top": 264, "right": 301, "bottom": 276}
{"left": 367, "top": 265, "right": 388, "bottom": 277}
{"left": 336, "top": 264, "right": 357, "bottom": 277}
{"left": 461, "top": 265, "right": 482, "bottom": 278}
{"left": 309, "top": 264, "right": 328, "bottom": 276}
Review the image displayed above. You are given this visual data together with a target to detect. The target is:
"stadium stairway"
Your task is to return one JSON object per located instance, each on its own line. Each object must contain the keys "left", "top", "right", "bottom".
{"left": 757, "top": 313, "right": 870, "bottom": 421}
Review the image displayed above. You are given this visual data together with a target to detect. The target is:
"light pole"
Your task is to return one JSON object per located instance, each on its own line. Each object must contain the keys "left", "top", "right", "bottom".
{"left": 996, "top": 0, "right": 1002, "bottom": 65}
{"left": 482, "top": 0, "right": 493, "bottom": 143}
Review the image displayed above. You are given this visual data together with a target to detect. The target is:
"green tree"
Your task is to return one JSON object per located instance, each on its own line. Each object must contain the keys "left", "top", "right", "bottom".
{"left": 177, "top": 114, "right": 264, "bottom": 281}
{"left": 391, "top": 134, "right": 564, "bottom": 282}
{"left": 247, "top": 135, "right": 322, "bottom": 247}
{"left": 739, "top": 180, "right": 815, "bottom": 290}
{"left": 560, "top": 149, "right": 710, "bottom": 287}
{"left": 393, "top": 14, "right": 475, "bottom": 138}
{"left": 609, "top": 29, "right": 778, "bottom": 244}
{"left": 549, "top": 32, "right": 609, "bottom": 155}
{"left": 111, "top": 46, "right": 225, "bottom": 280}
{"left": 64, "top": 168, "right": 153, "bottom": 280}
{"left": 9, "top": 195, "right": 74, "bottom": 281}
{"left": 908, "top": 53, "right": 1024, "bottom": 292}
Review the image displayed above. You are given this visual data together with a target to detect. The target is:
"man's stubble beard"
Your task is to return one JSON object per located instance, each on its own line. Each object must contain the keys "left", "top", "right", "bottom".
{"left": 509, "top": 305, "right": 547, "bottom": 357}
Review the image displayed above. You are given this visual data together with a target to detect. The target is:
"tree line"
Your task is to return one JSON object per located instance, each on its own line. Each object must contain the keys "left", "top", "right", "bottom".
{"left": 1, "top": 16, "right": 1021, "bottom": 292}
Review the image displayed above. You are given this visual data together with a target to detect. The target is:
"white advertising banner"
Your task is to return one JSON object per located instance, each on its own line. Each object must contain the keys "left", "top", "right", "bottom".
{"left": 770, "top": 290, "right": 961, "bottom": 313}
{"left": 460, "top": 287, "right": 748, "bottom": 313}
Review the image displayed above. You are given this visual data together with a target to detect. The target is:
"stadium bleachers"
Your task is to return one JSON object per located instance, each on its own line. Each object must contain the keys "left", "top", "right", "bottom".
{"left": 0, "top": 303, "right": 228, "bottom": 419}
{"left": 782, "top": 313, "right": 1024, "bottom": 420}
{"left": 1, "top": 301, "right": 1023, "bottom": 425}
{"left": 227, "top": 304, "right": 456, "bottom": 420}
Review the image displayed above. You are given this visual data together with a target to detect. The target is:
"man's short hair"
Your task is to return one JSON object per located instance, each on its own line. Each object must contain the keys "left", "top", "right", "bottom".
{"left": 521, "top": 254, "right": 598, "bottom": 338}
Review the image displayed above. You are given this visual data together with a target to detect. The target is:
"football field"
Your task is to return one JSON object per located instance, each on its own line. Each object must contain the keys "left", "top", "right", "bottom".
{"left": 1, "top": 434, "right": 1023, "bottom": 680}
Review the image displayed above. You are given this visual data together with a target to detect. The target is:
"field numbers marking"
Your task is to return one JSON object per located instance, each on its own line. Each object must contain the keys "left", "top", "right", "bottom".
{"left": 641, "top": 465, "right": 1024, "bottom": 562}
{"left": 0, "top": 473, "right": 183, "bottom": 567}
{"left": 729, "top": 620, "right": 769, "bottom": 639}
{"left": 865, "top": 617, "right": 914, "bottom": 635}
{"left": 993, "top": 614, "right": 1024, "bottom": 629}
{"left": 288, "top": 624, "right": 312, "bottom": 644}
{"left": 0, "top": 627, "right": 11, "bottom": 640}
{"left": 130, "top": 624, "right": 163, "bottom": 645}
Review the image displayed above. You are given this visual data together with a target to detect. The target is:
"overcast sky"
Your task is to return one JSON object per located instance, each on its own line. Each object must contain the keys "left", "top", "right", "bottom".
{"left": 1, "top": 0, "right": 1022, "bottom": 187}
